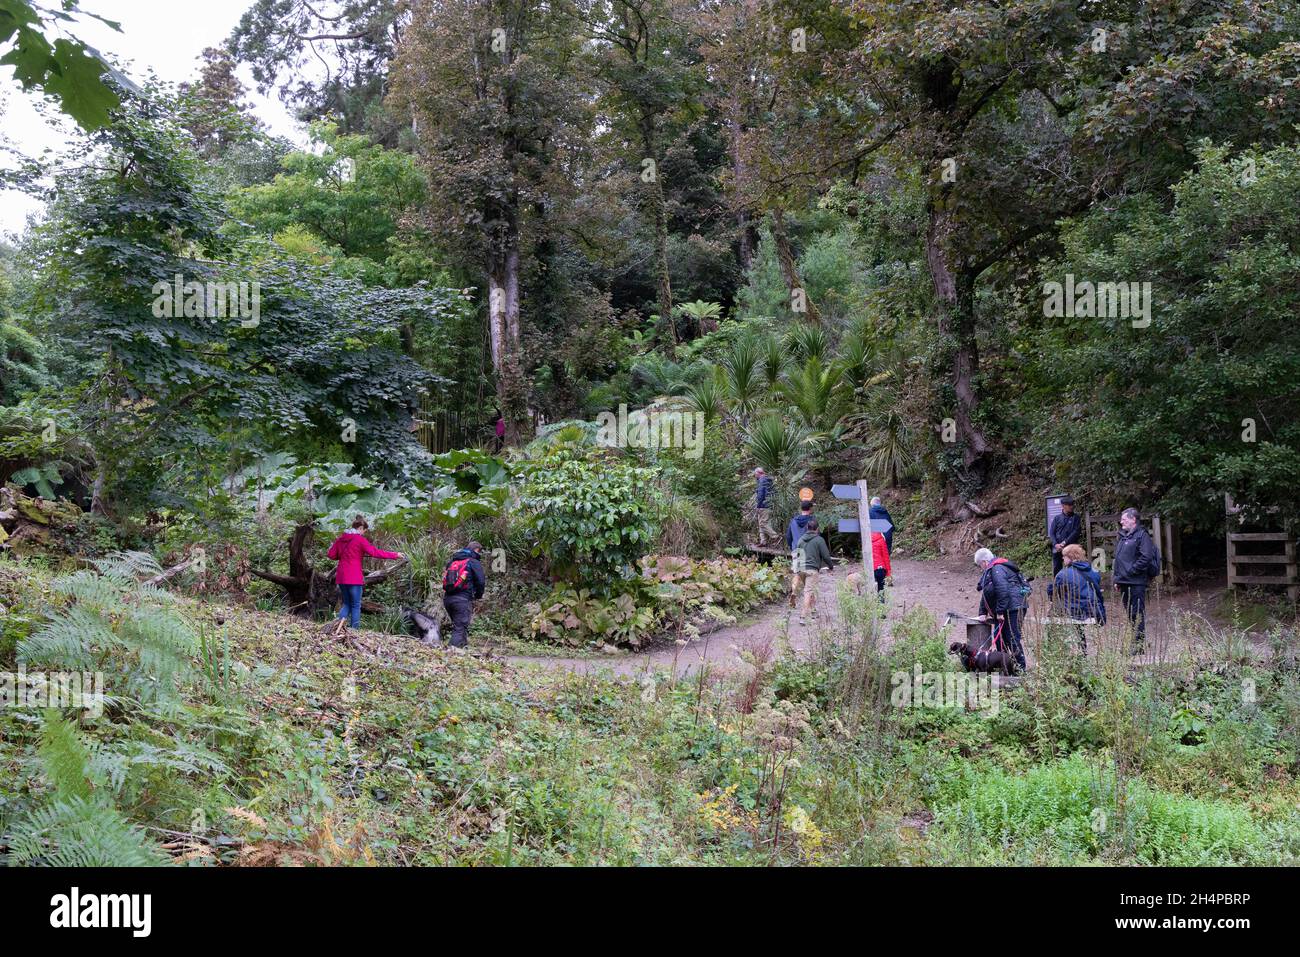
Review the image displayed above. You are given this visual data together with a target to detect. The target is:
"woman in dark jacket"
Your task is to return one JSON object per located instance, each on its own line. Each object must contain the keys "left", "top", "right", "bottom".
{"left": 1048, "top": 543, "right": 1106, "bottom": 651}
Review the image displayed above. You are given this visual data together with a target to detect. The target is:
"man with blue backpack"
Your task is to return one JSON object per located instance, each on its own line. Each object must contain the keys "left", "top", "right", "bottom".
{"left": 1113, "top": 508, "right": 1159, "bottom": 654}
{"left": 974, "top": 547, "right": 1030, "bottom": 672}
{"left": 442, "top": 541, "right": 486, "bottom": 648}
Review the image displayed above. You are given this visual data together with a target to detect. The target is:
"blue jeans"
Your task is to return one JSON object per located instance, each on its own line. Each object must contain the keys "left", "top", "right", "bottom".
{"left": 337, "top": 584, "right": 363, "bottom": 628}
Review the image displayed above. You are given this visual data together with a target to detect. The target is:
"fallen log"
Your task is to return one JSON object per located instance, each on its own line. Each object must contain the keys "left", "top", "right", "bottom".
{"left": 250, "top": 522, "right": 408, "bottom": 616}
{"left": 144, "top": 557, "right": 197, "bottom": 586}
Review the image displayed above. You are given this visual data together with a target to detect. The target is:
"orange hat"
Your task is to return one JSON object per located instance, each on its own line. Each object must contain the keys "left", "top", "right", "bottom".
{"left": 799, "top": 487, "right": 814, "bottom": 502}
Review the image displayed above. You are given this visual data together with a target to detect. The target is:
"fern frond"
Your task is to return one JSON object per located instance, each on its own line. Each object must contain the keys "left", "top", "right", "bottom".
{"left": 93, "top": 550, "right": 164, "bottom": 581}
{"left": 38, "top": 711, "right": 95, "bottom": 802}
{"left": 7, "top": 795, "right": 164, "bottom": 866}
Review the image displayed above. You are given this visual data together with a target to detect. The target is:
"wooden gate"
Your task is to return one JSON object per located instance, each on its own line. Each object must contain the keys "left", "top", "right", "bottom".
{"left": 1225, "top": 494, "right": 1298, "bottom": 601}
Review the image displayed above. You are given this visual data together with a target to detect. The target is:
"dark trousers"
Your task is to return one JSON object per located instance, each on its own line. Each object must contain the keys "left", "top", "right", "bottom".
{"left": 874, "top": 567, "right": 886, "bottom": 592}
{"left": 443, "top": 591, "right": 474, "bottom": 647}
{"left": 337, "top": 584, "right": 363, "bottom": 628}
{"left": 1051, "top": 548, "right": 1064, "bottom": 577}
{"left": 998, "top": 608, "right": 1027, "bottom": 670}
{"left": 1119, "top": 582, "right": 1147, "bottom": 646}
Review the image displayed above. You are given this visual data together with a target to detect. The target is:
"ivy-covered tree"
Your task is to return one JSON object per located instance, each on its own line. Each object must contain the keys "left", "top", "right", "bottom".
{"left": 389, "top": 0, "right": 588, "bottom": 446}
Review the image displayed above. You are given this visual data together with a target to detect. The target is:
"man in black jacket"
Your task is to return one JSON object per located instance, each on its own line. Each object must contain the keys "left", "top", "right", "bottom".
{"left": 869, "top": 496, "right": 895, "bottom": 553}
{"left": 1048, "top": 496, "right": 1081, "bottom": 576}
{"left": 442, "top": 541, "right": 487, "bottom": 648}
{"left": 1112, "top": 508, "right": 1157, "bottom": 653}
{"left": 974, "top": 547, "right": 1029, "bottom": 672}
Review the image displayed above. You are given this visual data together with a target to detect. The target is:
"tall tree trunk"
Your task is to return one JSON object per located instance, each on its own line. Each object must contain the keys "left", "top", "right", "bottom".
{"left": 737, "top": 210, "right": 758, "bottom": 272}
{"left": 770, "top": 208, "right": 821, "bottom": 326}
{"left": 926, "top": 200, "right": 990, "bottom": 504}
{"left": 642, "top": 122, "right": 674, "bottom": 346}
{"left": 652, "top": 176, "right": 673, "bottom": 338}
{"left": 486, "top": 200, "right": 529, "bottom": 447}
{"left": 729, "top": 119, "right": 759, "bottom": 272}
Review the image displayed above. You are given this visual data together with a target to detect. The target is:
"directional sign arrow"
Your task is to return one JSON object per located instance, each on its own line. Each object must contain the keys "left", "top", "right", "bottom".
{"left": 831, "top": 484, "right": 861, "bottom": 500}
{"left": 839, "top": 518, "right": 893, "bottom": 535}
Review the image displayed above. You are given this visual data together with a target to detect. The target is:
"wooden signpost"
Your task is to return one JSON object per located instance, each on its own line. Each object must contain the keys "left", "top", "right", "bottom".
{"left": 832, "top": 480, "right": 892, "bottom": 577}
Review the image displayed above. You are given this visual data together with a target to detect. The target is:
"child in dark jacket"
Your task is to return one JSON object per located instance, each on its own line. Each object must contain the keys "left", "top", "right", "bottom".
{"left": 442, "top": 542, "right": 487, "bottom": 648}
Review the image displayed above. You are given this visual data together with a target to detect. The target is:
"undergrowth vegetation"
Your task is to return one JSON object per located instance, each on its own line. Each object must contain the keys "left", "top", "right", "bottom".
{"left": 3, "top": 557, "right": 1297, "bottom": 866}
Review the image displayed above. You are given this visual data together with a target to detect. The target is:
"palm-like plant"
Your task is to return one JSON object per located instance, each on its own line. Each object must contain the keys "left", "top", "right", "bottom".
{"left": 629, "top": 352, "right": 701, "bottom": 400}
{"left": 758, "top": 333, "right": 786, "bottom": 388}
{"left": 683, "top": 374, "right": 727, "bottom": 427}
{"left": 858, "top": 406, "right": 919, "bottom": 487}
{"left": 781, "top": 356, "right": 851, "bottom": 434}
{"left": 675, "top": 300, "right": 723, "bottom": 339}
{"left": 721, "top": 337, "right": 766, "bottom": 423}
{"left": 783, "top": 324, "right": 829, "bottom": 364}
{"left": 745, "top": 414, "right": 808, "bottom": 476}
{"left": 780, "top": 356, "right": 856, "bottom": 483}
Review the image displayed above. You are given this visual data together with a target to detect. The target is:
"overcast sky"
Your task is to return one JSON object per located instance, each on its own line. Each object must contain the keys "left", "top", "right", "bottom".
{"left": 0, "top": 0, "right": 307, "bottom": 236}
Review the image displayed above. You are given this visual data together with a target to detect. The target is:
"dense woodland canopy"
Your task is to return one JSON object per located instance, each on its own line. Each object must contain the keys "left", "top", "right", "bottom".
{"left": 1, "top": 0, "right": 1297, "bottom": 533}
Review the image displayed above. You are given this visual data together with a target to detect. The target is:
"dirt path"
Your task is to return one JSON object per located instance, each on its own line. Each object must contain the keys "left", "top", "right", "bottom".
{"left": 501, "top": 555, "right": 1233, "bottom": 678}
{"left": 503, "top": 557, "right": 977, "bottom": 678}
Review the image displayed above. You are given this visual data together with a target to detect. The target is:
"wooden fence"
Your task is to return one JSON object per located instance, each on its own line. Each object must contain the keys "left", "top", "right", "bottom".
{"left": 1225, "top": 494, "right": 1298, "bottom": 601}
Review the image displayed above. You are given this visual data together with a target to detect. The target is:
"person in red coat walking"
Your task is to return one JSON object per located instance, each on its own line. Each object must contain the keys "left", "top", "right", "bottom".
{"left": 327, "top": 515, "right": 405, "bottom": 628}
{"left": 871, "top": 531, "right": 892, "bottom": 593}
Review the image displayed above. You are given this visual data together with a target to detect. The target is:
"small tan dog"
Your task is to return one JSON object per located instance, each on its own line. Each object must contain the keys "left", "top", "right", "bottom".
{"left": 844, "top": 571, "right": 865, "bottom": 594}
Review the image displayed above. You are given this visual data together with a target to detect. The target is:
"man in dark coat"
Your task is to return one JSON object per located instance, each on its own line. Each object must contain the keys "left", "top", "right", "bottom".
{"left": 869, "top": 496, "right": 895, "bottom": 553}
{"left": 1112, "top": 508, "right": 1158, "bottom": 653}
{"left": 974, "top": 547, "right": 1029, "bottom": 672}
{"left": 442, "top": 541, "right": 487, "bottom": 648}
{"left": 753, "top": 468, "right": 778, "bottom": 545}
{"left": 1048, "top": 495, "right": 1081, "bottom": 576}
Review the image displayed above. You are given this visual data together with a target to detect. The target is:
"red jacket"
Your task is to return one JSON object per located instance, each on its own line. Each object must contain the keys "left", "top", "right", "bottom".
{"left": 327, "top": 531, "right": 401, "bottom": 585}
{"left": 871, "top": 532, "right": 891, "bottom": 576}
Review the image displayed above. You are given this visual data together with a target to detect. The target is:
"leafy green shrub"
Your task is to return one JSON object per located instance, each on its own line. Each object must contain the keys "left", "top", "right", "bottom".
{"left": 887, "top": 605, "right": 949, "bottom": 674}
{"left": 520, "top": 447, "right": 660, "bottom": 591}
{"left": 529, "top": 584, "right": 661, "bottom": 647}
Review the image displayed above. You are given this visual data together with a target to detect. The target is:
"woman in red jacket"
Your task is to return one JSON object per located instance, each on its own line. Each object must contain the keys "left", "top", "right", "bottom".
{"left": 327, "top": 515, "right": 405, "bottom": 628}
{"left": 871, "top": 531, "right": 892, "bottom": 593}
